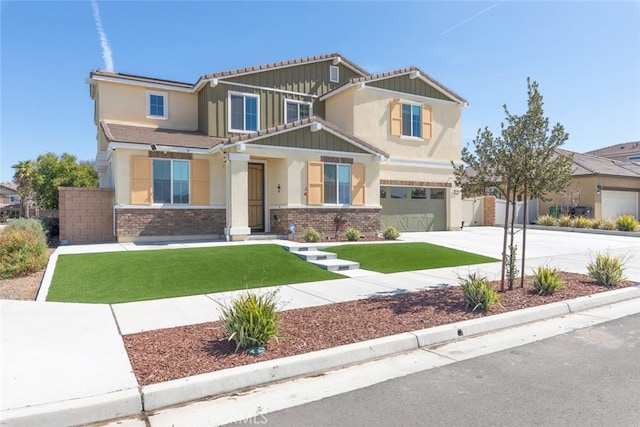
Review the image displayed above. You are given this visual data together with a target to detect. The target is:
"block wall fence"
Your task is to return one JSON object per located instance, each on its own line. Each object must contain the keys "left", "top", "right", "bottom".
{"left": 59, "top": 187, "right": 115, "bottom": 244}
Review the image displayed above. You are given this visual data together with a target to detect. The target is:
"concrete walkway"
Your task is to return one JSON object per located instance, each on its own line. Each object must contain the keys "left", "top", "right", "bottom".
{"left": 1, "top": 227, "right": 639, "bottom": 426}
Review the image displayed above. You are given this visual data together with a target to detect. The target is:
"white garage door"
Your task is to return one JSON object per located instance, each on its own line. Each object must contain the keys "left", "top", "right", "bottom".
{"left": 601, "top": 190, "right": 638, "bottom": 220}
{"left": 380, "top": 186, "right": 447, "bottom": 231}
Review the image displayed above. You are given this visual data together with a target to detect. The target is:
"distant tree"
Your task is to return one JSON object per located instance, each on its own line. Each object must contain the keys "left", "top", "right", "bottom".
{"left": 453, "top": 79, "right": 573, "bottom": 291}
{"left": 13, "top": 152, "right": 98, "bottom": 210}
{"left": 11, "top": 160, "right": 35, "bottom": 217}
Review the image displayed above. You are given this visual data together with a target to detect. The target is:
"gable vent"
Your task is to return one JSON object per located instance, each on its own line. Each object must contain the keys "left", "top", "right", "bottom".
{"left": 329, "top": 65, "right": 339, "bottom": 83}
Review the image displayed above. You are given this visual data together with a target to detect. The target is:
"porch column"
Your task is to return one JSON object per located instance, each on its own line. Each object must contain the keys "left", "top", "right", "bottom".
{"left": 225, "top": 153, "right": 250, "bottom": 241}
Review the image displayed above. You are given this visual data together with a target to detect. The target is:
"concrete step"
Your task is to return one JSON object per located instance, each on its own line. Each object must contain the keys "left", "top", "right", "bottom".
{"left": 309, "top": 259, "right": 360, "bottom": 272}
{"left": 293, "top": 250, "right": 337, "bottom": 261}
{"left": 245, "top": 234, "right": 286, "bottom": 241}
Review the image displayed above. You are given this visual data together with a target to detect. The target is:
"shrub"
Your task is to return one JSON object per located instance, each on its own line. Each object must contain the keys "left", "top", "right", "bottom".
{"left": 459, "top": 273, "right": 501, "bottom": 312}
{"left": 592, "top": 218, "right": 615, "bottom": 230}
{"left": 382, "top": 225, "right": 400, "bottom": 240}
{"left": 6, "top": 218, "right": 48, "bottom": 242}
{"left": 39, "top": 217, "right": 60, "bottom": 238}
{"left": 0, "top": 226, "right": 48, "bottom": 279}
{"left": 571, "top": 216, "right": 592, "bottom": 229}
{"left": 536, "top": 214, "right": 558, "bottom": 226}
{"left": 586, "top": 252, "right": 627, "bottom": 287}
{"left": 531, "top": 265, "right": 564, "bottom": 295}
{"left": 219, "top": 291, "right": 281, "bottom": 353}
{"left": 557, "top": 215, "right": 572, "bottom": 227}
{"left": 615, "top": 214, "right": 639, "bottom": 232}
{"left": 345, "top": 227, "right": 362, "bottom": 241}
{"left": 302, "top": 227, "right": 322, "bottom": 242}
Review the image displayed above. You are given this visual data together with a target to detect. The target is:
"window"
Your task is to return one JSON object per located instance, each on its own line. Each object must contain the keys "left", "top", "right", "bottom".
{"left": 411, "top": 188, "right": 427, "bottom": 199}
{"left": 390, "top": 100, "right": 432, "bottom": 140}
{"left": 229, "top": 92, "right": 259, "bottom": 132}
{"left": 147, "top": 91, "right": 167, "bottom": 119}
{"left": 629, "top": 155, "right": 640, "bottom": 161}
{"left": 9, "top": 195, "right": 19, "bottom": 203}
{"left": 329, "top": 65, "right": 339, "bottom": 83}
{"left": 430, "top": 188, "right": 445, "bottom": 200}
{"left": 324, "top": 163, "right": 351, "bottom": 204}
{"left": 285, "top": 100, "right": 312, "bottom": 123}
{"left": 307, "top": 161, "right": 365, "bottom": 206}
{"left": 390, "top": 187, "right": 407, "bottom": 199}
{"left": 153, "top": 159, "right": 189, "bottom": 204}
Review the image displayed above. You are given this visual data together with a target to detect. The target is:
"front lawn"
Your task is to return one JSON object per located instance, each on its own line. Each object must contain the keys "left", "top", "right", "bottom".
{"left": 325, "top": 242, "right": 498, "bottom": 273}
{"left": 47, "top": 245, "right": 342, "bottom": 304}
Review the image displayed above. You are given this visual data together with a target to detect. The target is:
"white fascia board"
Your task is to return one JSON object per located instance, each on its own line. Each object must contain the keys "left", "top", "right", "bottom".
{"left": 364, "top": 85, "right": 464, "bottom": 107}
{"left": 90, "top": 75, "right": 193, "bottom": 93}
{"left": 386, "top": 157, "right": 455, "bottom": 170}
{"left": 108, "top": 141, "right": 210, "bottom": 154}
{"left": 319, "top": 83, "right": 355, "bottom": 101}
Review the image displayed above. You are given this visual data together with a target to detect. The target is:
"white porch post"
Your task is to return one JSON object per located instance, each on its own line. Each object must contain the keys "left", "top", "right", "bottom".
{"left": 225, "top": 152, "right": 251, "bottom": 241}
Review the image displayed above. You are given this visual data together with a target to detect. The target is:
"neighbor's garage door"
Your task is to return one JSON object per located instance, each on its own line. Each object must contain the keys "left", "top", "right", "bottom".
{"left": 380, "top": 186, "right": 446, "bottom": 231}
{"left": 601, "top": 190, "right": 638, "bottom": 220}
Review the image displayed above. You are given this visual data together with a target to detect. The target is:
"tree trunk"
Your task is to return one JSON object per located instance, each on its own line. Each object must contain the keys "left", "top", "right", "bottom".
{"left": 500, "top": 179, "right": 511, "bottom": 292}
{"left": 521, "top": 182, "right": 528, "bottom": 288}
{"left": 508, "top": 188, "right": 518, "bottom": 290}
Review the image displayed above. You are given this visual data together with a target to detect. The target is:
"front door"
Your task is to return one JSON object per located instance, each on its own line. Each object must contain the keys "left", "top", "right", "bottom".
{"left": 248, "top": 163, "right": 265, "bottom": 232}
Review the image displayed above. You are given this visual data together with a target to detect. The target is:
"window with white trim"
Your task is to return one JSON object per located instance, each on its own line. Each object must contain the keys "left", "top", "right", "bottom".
{"left": 229, "top": 91, "right": 259, "bottom": 132}
{"left": 402, "top": 103, "right": 422, "bottom": 138}
{"left": 147, "top": 91, "right": 168, "bottom": 119}
{"left": 153, "top": 159, "right": 189, "bottom": 204}
{"left": 285, "top": 99, "right": 312, "bottom": 123}
{"left": 324, "top": 163, "right": 351, "bottom": 204}
{"left": 329, "top": 65, "right": 339, "bottom": 83}
{"left": 390, "top": 100, "right": 432, "bottom": 140}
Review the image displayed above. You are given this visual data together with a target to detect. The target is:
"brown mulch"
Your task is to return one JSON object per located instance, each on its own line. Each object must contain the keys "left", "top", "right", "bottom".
{"left": 123, "top": 272, "right": 637, "bottom": 386}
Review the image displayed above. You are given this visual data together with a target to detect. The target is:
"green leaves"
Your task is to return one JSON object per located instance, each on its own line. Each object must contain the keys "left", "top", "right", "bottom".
{"left": 459, "top": 273, "right": 502, "bottom": 312}
{"left": 587, "top": 252, "right": 627, "bottom": 287}
{"left": 532, "top": 265, "right": 564, "bottom": 295}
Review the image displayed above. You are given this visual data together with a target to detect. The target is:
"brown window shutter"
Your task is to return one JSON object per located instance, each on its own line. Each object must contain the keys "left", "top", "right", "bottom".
{"left": 422, "top": 105, "right": 432, "bottom": 140}
{"left": 131, "top": 157, "right": 151, "bottom": 205}
{"left": 190, "top": 159, "right": 210, "bottom": 205}
{"left": 307, "top": 161, "right": 324, "bottom": 205}
{"left": 351, "top": 164, "right": 365, "bottom": 206}
{"left": 390, "top": 100, "right": 402, "bottom": 136}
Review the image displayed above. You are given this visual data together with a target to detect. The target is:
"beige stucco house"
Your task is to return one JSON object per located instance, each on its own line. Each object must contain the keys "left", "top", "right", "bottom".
{"left": 87, "top": 53, "right": 468, "bottom": 242}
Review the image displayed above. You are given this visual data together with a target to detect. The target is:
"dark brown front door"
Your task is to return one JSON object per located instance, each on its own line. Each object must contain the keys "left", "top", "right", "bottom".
{"left": 248, "top": 163, "right": 265, "bottom": 232}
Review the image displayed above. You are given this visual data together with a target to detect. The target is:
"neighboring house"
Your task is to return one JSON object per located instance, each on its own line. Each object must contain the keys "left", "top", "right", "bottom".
{"left": 586, "top": 141, "right": 640, "bottom": 162}
{"left": 87, "top": 53, "right": 468, "bottom": 242}
{"left": 0, "top": 183, "right": 20, "bottom": 217}
{"left": 538, "top": 149, "right": 640, "bottom": 220}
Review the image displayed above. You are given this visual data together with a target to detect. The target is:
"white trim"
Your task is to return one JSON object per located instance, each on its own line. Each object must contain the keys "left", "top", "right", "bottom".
{"left": 225, "top": 226, "right": 251, "bottom": 235}
{"left": 107, "top": 141, "right": 210, "bottom": 154}
{"left": 228, "top": 152, "right": 250, "bottom": 161}
{"left": 399, "top": 101, "right": 422, "bottom": 139}
{"left": 284, "top": 98, "right": 313, "bottom": 123}
{"left": 146, "top": 90, "right": 168, "bottom": 120}
{"left": 151, "top": 158, "right": 190, "bottom": 205}
{"left": 400, "top": 135, "right": 424, "bottom": 142}
{"left": 221, "top": 80, "right": 318, "bottom": 99}
{"left": 329, "top": 65, "right": 340, "bottom": 83}
{"left": 385, "top": 157, "right": 454, "bottom": 170}
{"left": 241, "top": 143, "right": 376, "bottom": 159}
{"left": 88, "top": 75, "right": 193, "bottom": 93}
{"left": 228, "top": 90, "right": 260, "bottom": 133}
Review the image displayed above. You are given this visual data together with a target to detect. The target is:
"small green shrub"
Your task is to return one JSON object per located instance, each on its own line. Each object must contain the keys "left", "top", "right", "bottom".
{"left": 571, "top": 216, "right": 592, "bottom": 229}
{"left": 382, "top": 225, "right": 400, "bottom": 240}
{"left": 6, "top": 218, "right": 48, "bottom": 242}
{"left": 586, "top": 252, "right": 627, "bottom": 286}
{"left": 536, "top": 214, "right": 558, "bottom": 226}
{"left": 219, "top": 291, "right": 281, "bottom": 353}
{"left": 459, "top": 273, "right": 501, "bottom": 312}
{"left": 592, "top": 218, "right": 615, "bottom": 230}
{"left": 344, "top": 227, "right": 361, "bottom": 241}
{"left": 531, "top": 265, "right": 564, "bottom": 295}
{"left": 302, "top": 227, "right": 322, "bottom": 242}
{"left": 615, "top": 214, "right": 639, "bottom": 232}
{"left": 557, "top": 215, "right": 572, "bottom": 227}
{"left": 0, "top": 226, "right": 48, "bottom": 279}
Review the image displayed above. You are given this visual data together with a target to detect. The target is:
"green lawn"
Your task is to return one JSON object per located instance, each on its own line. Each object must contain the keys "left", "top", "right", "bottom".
{"left": 47, "top": 245, "right": 342, "bottom": 304}
{"left": 325, "top": 242, "right": 498, "bottom": 273}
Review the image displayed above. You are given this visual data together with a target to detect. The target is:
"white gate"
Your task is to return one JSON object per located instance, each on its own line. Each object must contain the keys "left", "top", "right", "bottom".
{"left": 495, "top": 199, "right": 538, "bottom": 225}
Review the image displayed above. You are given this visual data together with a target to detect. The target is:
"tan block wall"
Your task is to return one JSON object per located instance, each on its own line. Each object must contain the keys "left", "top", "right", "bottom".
{"left": 482, "top": 196, "right": 496, "bottom": 226}
{"left": 59, "top": 187, "right": 115, "bottom": 244}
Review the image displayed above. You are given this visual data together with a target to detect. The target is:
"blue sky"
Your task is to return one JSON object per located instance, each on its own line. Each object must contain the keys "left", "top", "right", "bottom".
{"left": 1, "top": 1, "right": 639, "bottom": 183}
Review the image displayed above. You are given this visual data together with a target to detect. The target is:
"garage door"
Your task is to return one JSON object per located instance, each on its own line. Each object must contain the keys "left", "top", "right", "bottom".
{"left": 602, "top": 190, "right": 638, "bottom": 220}
{"left": 380, "top": 186, "right": 446, "bottom": 231}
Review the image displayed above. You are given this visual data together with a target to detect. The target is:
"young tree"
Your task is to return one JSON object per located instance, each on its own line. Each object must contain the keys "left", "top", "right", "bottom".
{"left": 453, "top": 79, "right": 573, "bottom": 291}
{"left": 12, "top": 160, "right": 35, "bottom": 217}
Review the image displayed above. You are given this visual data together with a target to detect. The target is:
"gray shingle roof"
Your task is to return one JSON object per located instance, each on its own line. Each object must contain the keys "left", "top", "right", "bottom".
{"left": 586, "top": 141, "right": 640, "bottom": 158}
{"left": 557, "top": 148, "right": 640, "bottom": 177}
{"left": 100, "top": 122, "right": 224, "bottom": 149}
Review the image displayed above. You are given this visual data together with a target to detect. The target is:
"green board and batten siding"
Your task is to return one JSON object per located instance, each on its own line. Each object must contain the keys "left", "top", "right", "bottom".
{"left": 368, "top": 75, "right": 455, "bottom": 102}
{"left": 246, "top": 126, "right": 368, "bottom": 154}
{"left": 197, "top": 61, "right": 362, "bottom": 137}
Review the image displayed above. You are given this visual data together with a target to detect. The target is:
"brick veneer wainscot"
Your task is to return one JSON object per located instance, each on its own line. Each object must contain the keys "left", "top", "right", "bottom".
{"left": 115, "top": 208, "right": 226, "bottom": 238}
{"left": 270, "top": 207, "right": 381, "bottom": 237}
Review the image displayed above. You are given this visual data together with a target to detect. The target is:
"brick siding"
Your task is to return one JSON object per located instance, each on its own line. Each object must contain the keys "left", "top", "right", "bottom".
{"left": 115, "top": 208, "right": 226, "bottom": 239}
{"left": 59, "top": 187, "right": 115, "bottom": 244}
{"left": 270, "top": 207, "right": 381, "bottom": 238}
{"left": 483, "top": 195, "right": 496, "bottom": 226}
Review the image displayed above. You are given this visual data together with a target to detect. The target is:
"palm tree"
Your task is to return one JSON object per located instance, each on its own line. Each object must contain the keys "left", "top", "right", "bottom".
{"left": 12, "top": 160, "right": 34, "bottom": 217}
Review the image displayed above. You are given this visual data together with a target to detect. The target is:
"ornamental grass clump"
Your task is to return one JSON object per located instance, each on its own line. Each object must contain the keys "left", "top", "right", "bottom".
{"left": 0, "top": 219, "right": 48, "bottom": 279}
{"left": 219, "top": 291, "right": 281, "bottom": 353}
{"left": 532, "top": 265, "right": 564, "bottom": 295}
{"left": 571, "top": 216, "right": 592, "bottom": 229}
{"left": 615, "top": 214, "right": 639, "bottom": 232}
{"left": 591, "top": 218, "right": 615, "bottom": 230}
{"left": 557, "top": 215, "right": 572, "bottom": 227}
{"left": 382, "top": 225, "right": 400, "bottom": 240}
{"left": 459, "top": 273, "right": 501, "bottom": 312}
{"left": 586, "top": 252, "right": 627, "bottom": 287}
{"left": 536, "top": 214, "right": 558, "bottom": 226}
{"left": 344, "top": 227, "right": 362, "bottom": 241}
{"left": 302, "top": 227, "right": 322, "bottom": 242}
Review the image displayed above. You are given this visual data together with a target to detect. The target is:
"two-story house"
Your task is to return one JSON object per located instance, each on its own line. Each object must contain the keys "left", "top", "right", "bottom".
{"left": 87, "top": 53, "right": 467, "bottom": 242}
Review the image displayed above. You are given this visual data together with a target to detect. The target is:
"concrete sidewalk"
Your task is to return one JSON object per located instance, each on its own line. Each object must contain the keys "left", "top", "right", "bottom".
{"left": 1, "top": 227, "right": 639, "bottom": 426}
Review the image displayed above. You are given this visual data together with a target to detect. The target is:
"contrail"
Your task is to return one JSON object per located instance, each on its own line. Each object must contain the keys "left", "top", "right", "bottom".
{"left": 440, "top": 1, "right": 506, "bottom": 36}
{"left": 91, "top": 0, "right": 114, "bottom": 72}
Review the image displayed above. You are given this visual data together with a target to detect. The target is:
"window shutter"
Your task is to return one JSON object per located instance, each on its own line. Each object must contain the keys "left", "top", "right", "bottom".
{"left": 422, "top": 105, "right": 432, "bottom": 140}
{"left": 307, "top": 161, "right": 324, "bottom": 205}
{"left": 390, "top": 100, "right": 402, "bottom": 136}
{"left": 351, "top": 164, "right": 365, "bottom": 206}
{"left": 190, "top": 159, "right": 210, "bottom": 205}
{"left": 131, "top": 157, "right": 151, "bottom": 205}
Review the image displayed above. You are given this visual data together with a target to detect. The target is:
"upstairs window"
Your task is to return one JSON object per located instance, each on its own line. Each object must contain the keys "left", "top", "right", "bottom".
{"left": 285, "top": 100, "right": 312, "bottom": 123}
{"left": 229, "top": 91, "right": 259, "bottom": 132}
{"left": 330, "top": 65, "right": 340, "bottom": 83}
{"left": 147, "top": 91, "right": 167, "bottom": 119}
{"left": 390, "top": 100, "right": 432, "bottom": 140}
